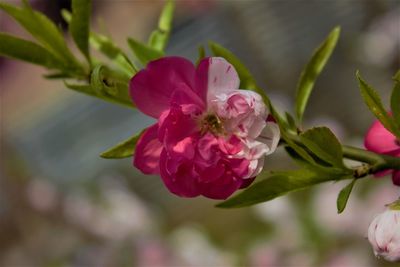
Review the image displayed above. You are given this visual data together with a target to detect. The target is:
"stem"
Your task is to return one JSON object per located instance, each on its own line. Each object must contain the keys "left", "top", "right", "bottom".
{"left": 283, "top": 131, "right": 400, "bottom": 175}
{"left": 342, "top": 145, "right": 400, "bottom": 170}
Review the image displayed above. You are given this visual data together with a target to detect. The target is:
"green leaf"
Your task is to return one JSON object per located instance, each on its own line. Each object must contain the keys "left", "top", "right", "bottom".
{"left": 128, "top": 38, "right": 164, "bottom": 66}
{"left": 90, "top": 65, "right": 133, "bottom": 107}
{"left": 64, "top": 82, "right": 94, "bottom": 96}
{"left": 285, "top": 146, "right": 351, "bottom": 176}
{"left": 281, "top": 130, "right": 316, "bottom": 164}
{"left": 295, "top": 26, "right": 340, "bottom": 123}
{"left": 357, "top": 71, "right": 400, "bottom": 138}
{"left": 0, "top": 33, "right": 64, "bottom": 69}
{"left": 285, "top": 112, "right": 297, "bottom": 132}
{"left": 70, "top": 0, "right": 91, "bottom": 62}
{"left": 62, "top": 9, "right": 136, "bottom": 76}
{"left": 391, "top": 81, "right": 400, "bottom": 126}
{"left": 337, "top": 179, "right": 356, "bottom": 213}
{"left": 0, "top": 2, "right": 80, "bottom": 69}
{"left": 91, "top": 33, "right": 136, "bottom": 76}
{"left": 300, "top": 127, "right": 345, "bottom": 168}
{"left": 217, "top": 169, "right": 349, "bottom": 208}
{"left": 148, "top": 0, "right": 175, "bottom": 51}
{"left": 64, "top": 65, "right": 134, "bottom": 108}
{"left": 44, "top": 72, "right": 74, "bottom": 79}
{"left": 100, "top": 130, "right": 145, "bottom": 159}
{"left": 394, "top": 70, "right": 400, "bottom": 82}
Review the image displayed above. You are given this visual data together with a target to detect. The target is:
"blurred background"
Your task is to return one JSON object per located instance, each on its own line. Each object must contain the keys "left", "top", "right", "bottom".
{"left": 1, "top": 0, "right": 399, "bottom": 266}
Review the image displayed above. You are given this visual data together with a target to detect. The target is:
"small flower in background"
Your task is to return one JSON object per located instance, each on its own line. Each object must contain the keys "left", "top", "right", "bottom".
{"left": 364, "top": 118, "right": 400, "bottom": 185}
{"left": 368, "top": 202, "right": 400, "bottom": 262}
{"left": 130, "top": 57, "right": 280, "bottom": 199}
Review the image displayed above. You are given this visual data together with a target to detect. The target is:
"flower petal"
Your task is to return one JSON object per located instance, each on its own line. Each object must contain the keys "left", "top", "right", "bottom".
{"left": 130, "top": 57, "right": 202, "bottom": 118}
{"left": 364, "top": 119, "right": 399, "bottom": 154}
{"left": 157, "top": 104, "right": 200, "bottom": 147}
{"left": 258, "top": 121, "right": 281, "bottom": 155}
{"left": 204, "top": 57, "right": 240, "bottom": 104}
{"left": 392, "top": 171, "right": 400, "bottom": 186}
{"left": 200, "top": 172, "right": 242, "bottom": 200}
{"left": 133, "top": 124, "right": 163, "bottom": 174}
{"left": 159, "top": 150, "right": 201, "bottom": 197}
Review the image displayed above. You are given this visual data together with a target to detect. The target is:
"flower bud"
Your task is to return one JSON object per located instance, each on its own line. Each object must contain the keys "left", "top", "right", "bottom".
{"left": 368, "top": 204, "right": 400, "bottom": 262}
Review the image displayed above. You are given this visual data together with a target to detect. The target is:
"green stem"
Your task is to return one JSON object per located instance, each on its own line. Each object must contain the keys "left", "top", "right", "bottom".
{"left": 284, "top": 131, "right": 400, "bottom": 175}
{"left": 342, "top": 145, "right": 400, "bottom": 170}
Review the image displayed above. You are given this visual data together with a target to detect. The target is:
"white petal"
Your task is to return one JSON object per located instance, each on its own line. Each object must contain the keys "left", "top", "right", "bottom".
{"left": 258, "top": 122, "right": 280, "bottom": 155}
{"left": 207, "top": 57, "right": 240, "bottom": 104}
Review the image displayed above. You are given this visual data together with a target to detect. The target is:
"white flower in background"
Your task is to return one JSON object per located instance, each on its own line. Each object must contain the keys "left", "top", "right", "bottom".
{"left": 368, "top": 203, "right": 400, "bottom": 262}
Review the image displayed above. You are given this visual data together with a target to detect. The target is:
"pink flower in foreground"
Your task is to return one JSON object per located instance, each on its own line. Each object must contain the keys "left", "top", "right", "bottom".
{"left": 130, "top": 57, "right": 280, "bottom": 199}
{"left": 364, "top": 119, "right": 400, "bottom": 185}
{"left": 368, "top": 208, "right": 400, "bottom": 262}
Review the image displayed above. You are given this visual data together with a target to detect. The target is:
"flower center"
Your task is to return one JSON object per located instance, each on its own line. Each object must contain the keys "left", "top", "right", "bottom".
{"left": 200, "top": 113, "right": 224, "bottom": 135}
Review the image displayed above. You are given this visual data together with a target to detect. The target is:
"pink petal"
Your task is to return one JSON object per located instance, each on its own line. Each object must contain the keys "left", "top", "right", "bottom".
{"left": 392, "top": 171, "right": 400, "bottom": 186}
{"left": 157, "top": 104, "right": 200, "bottom": 147}
{"left": 197, "top": 133, "right": 220, "bottom": 162}
{"left": 374, "top": 169, "right": 393, "bottom": 178}
{"left": 133, "top": 124, "right": 163, "bottom": 174}
{"left": 159, "top": 150, "right": 201, "bottom": 197}
{"left": 239, "top": 176, "right": 256, "bottom": 189}
{"left": 130, "top": 57, "right": 204, "bottom": 118}
{"left": 204, "top": 57, "right": 240, "bottom": 103}
{"left": 200, "top": 173, "right": 242, "bottom": 200}
{"left": 364, "top": 119, "right": 399, "bottom": 154}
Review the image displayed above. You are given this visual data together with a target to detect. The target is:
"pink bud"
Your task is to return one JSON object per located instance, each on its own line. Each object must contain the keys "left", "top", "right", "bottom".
{"left": 368, "top": 208, "right": 400, "bottom": 262}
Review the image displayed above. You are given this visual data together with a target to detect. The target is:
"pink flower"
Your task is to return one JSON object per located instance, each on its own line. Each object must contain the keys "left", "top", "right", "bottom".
{"left": 130, "top": 57, "right": 280, "bottom": 199}
{"left": 364, "top": 119, "right": 400, "bottom": 185}
{"left": 368, "top": 208, "right": 400, "bottom": 262}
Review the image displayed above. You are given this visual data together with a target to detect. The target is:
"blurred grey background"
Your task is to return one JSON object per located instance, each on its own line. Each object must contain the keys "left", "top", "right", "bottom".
{"left": 1, "top": 0, "right": 399, "bottom": 266}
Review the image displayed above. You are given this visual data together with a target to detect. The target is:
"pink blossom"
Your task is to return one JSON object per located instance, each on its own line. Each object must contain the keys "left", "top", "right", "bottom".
{"left": 368, "top": 208, "right": 400, "bottom": 262}
{"left": 130, "top": 57, "right": 280, "bottom": 199}
{"left": 364, "top": 119, "right": 400, "bottom": 185}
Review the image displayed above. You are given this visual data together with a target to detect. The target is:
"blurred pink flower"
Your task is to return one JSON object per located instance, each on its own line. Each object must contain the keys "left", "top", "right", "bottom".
{"left": 368, "top": 208, "right": 400, "bottom": 262}
{"left": 130, "top": 57, "right": 280, "bottom": 199}
{"left": 364, "top": 119, "right": 400, "bottom": 185}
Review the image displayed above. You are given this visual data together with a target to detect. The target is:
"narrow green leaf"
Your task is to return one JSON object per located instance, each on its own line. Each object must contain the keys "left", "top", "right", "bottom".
{"left": 295, "top": 26, "right": 340, "bottom": 123}
{"left": 337, "top": 179, "right": 356, "bottom": 213}
{"left": 0, "top": 2, "right": 79, "bottom": 68}
{"left": 62, "top": 9, "right": 135, "bottom": 76}
{"left": 64, "top": 65, "right": 134, "bottom": 108}
{"left": 100, "top": 130, "right": 144, "bottom": 159}
{"left": 391, "top": 81, "right": 400, "bottom": 126}
{"left": 285, "top": 112, "right": 297, "bottom": 131}
{"left": 357, "top": 71, "right": 400, "bottom": 138}
{"left": 0, "top": 33, "right": 64, "bottom": 69}
{"left": 217, "top": 169, "right": 348, "bottom": 208}
{"left": 44, "top": 72, "right": 73, "bottom": 79}
{"left": 158, "top": 0, "right": 175, "bottom": 32}
{"left": 285, "top": 146, "right": 352, "bottom": 176}
{"left": 300, "top": 127, "right": 345, "bottom": 168}
{"left": 70, "top": 0, "right": 91, "bottom": 61}
{"left": 90, "top": 65, "right": 133, "bottom": 106}
{"left": 91, "top": 33, "right": 136, "bottom": 76}
{"left": 394, "top": 70, "right": 400, "bottom": 82}
{"left": 148, "top": 0, "right": 175, "bottom": 51}
{"left": 128, "top": 38, "right": 164, "bottom": 66}
{"left": 281, "top": 130, "right": 316, "bottom": 164}
{"left": 64, "top": 82, "right": 94, "bottom": 96}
